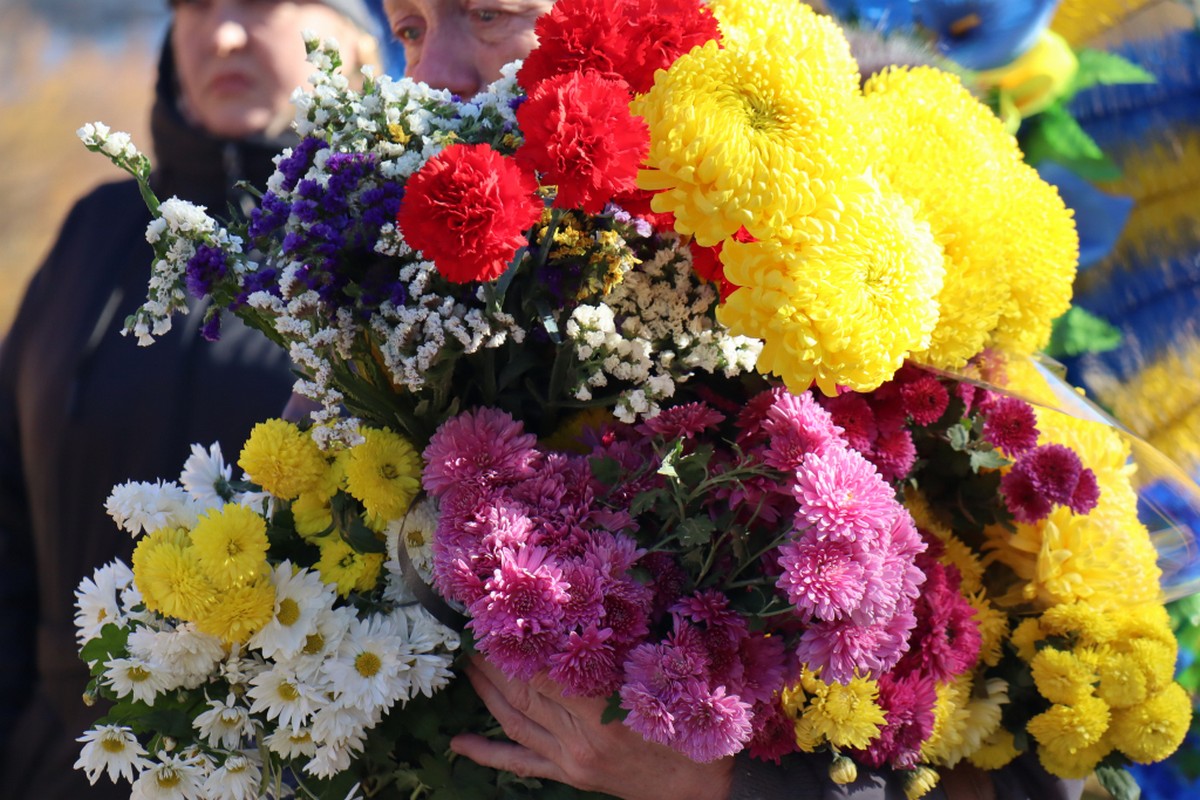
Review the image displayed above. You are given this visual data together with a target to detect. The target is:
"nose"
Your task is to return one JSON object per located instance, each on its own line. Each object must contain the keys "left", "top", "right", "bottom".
{"left": 212, "top": 13, "right": 249, "bottom": 56}
{"left": 406, "top": 26, "right": 482, "bottom": 97}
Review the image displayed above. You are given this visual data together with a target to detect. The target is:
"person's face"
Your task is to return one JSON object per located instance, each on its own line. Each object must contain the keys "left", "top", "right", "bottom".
{"left": 171, "top": 0, "right": 366, "bottom": 139}
{"left": 383, "top": 0, "right": 555, "bottom": 97}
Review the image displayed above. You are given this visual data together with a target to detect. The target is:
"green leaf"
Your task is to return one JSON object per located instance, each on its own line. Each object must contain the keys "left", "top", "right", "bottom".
{"left": 80, "top": 623, "right": 130, "bottom": 676}
{"left": 1068, "top": 49, "right": 1156, "bottom": 99}
{"left": 657, "top": 439, "right": 685, "bottom": 480}
{"left": 1095, "top": 765, "right": 1141, "bottom": 800}
{"left": 675, "top": 451, "right": 710, "bottom": 489}
{"left": 600, "top": 691, "right": 628, "bottom": 725}
{"left": 969, "top": 448, "right": 1010, "bottom": 472}
{"left": 947, "top": 423, "right": 971, "bottom": 452}
{"left": 1020, "top": 105, "right": 1121, "bottom": 180}
{"left": 1046, "top": 306, "right": 1123, "bottom": 358}
{"left": 342, "top": 514, "right": 387, "bottom": 554}
{"left": 676, "top": 516, "right": 717, "bottom": 548}
{"left": 630, "top": 489, "right": 665, "bottom": 517}
{"left": 588, "top": 456, "right": 621, "bottom": 486}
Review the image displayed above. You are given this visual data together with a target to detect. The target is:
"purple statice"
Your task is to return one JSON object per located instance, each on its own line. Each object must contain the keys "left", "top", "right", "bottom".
{"left": 248, "top": 191, "right": 292, "bottom": 240}
{"left": 639, "top": 402, "right": 725, "bottom": 441}
{"left": 791, "top": 446, "right": 899, "bottom": 543}
{"left": 467, "top": 546, "right": 570, "bottom": 680}
{"left": 233, "top": 266, "right": 279, "bottom": 309}
{"left": 184, "top": 243, "right": 231, "bottom": 299}
{"left": 794, "top": 609, "right": 917, "bottom": 685}
{"left": 423, "top": 408, "right": 540, "bottom": 497}
{"left": 277, "top": 136, "right": 329, "bottom": 192}
{"left": 199, "top": 311, "right": 221, "bottom": 343}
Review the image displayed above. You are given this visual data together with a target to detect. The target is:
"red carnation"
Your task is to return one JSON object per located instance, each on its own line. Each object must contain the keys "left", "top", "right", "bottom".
{"left": 518, "top": 0, "right": 721, "bottom": 95}
{"left": 901, "top": 375, "right": 950, "bottom": 426}
{"left": 687, "top": 240, "right": 737, "bottom": 300}
{"left": 397, "top": 144, "right": 542, "bottom": 284}
{"left": 515, "top": 70, "right": 649, "bottom": 214}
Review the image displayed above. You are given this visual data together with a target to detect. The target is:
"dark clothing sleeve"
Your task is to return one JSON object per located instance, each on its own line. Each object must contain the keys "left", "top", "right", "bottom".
{"left": 728, "top": 752, "right": 1083, "bottom": 800}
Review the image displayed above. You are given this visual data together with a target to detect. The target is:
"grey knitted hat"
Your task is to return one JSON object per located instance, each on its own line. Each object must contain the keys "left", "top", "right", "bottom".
{"left": 314, "top": 0, "right": 384, "bottom": 40}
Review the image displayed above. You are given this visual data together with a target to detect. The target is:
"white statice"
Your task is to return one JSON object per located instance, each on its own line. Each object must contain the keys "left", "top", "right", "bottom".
{"left": 105, "top": 480, "right": 198, "bottom": 536}
{"left": 265, "top": 725, "right": 318, "bottom": 760}
{"left": 179, "top": 442, "right": 231, "bottom": 508}
{"left": 249, "top": 562, "right": 336, "bottom": 660}
{"left": 75, "top": 724, "right": 151, "bottom": 786}
{"left": 192, "top": 693, "right": 251, "bottom": 750}
{"left": 104, "top": 656, "right": 171, "bottom": 704}
{"left": 383, "top": 498, "right": 439, "bottom": 601}
{"left": 129, "top": 753, "right": 204, "bottom": 800}
{"left": 200, "top": 753, "right": 261, "bottom": 800}
{"left": 321, "top": 613, "right": 411, "bottom": 712}
{"left": 126, "top": 623, "right": 225, "bottom": 691}
{"left": 247, "top": 664, "right": 325, "bottom": 733}
{"left": 74, "top": 559, "right": 135, "bottom": 645}
{"left": 565, "top": 241, "right": 762, "bottom": 421}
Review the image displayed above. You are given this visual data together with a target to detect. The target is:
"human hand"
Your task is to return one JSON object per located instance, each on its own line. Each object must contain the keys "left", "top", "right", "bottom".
{"left": 450, "top": 655, "right": 735, "bottom": 800}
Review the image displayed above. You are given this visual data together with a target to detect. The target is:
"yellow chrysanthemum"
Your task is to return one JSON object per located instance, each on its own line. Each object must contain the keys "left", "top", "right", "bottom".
{"left": 904, "top": 492, "right": 984, "bottom": 594}
{"left": 1094, "top": 649, "right": 1149, "bottom": 710}
{"left": 1030, "top": 647, "right": 1097, "bottom": 706}
{"left": 1010, "top": 617, "right": 1043, "bottom": 662}
{"left": 792, "top": 713, "right": 825, "bottom": 752}
{"left": 968, "top": 728, "right": 1020, "bottom": 771}
{"left": 238, "top": 419, "right": 327, "bottom": 500}
{"left": 632, "top": 9, "right": 864, "bottom": 246}
{"left": 1111, "top": 603, "right": 1175, "bottom": 646}
{"left": 718, "top": 178, "right": 944, "bottom": 394}
{"left": 903, "top": 765, "right": 941, "bottom": 800}
{"left": 801, "top": 673, "right": 888, "bottom": 750}
{"left": 1026, "top": 696, "right": 1110, "bottom": 755}
{"left": 292, "top": 491, "right": 334, "bottom": 539}
{"left": 1125, "top": 638, "right": 1177, "bottom": 693}
{"left": 315, "top": 534, "right": 384, "bottom": 597}
{"left": 344, "top": 427, "right": 422, "bottom": 522}
{"left": 189, "top": 504, "right": 269, "bottom": 589}
{"left": 922, "top": 676, "right": 972, "bottom": 765}
{"left": 949, "top": 678, "right": 1010, "bottom": 767}
{"left": 1038, "top": 602, "right": 1116, "bottom": 645}
{"left": 1109, "top": 682, "right": 1192, "bottom": 763}
{"left": 863, "top": 66, "right": 1071, "bottom": 369}
{"left": 131, "top": 528, "right": 214, "bottom": 621}
{"left": 1036, "top": 734, "right": 1112, "bottom": 780}
{"left": 193, "top": 577, "right": 276, "bottom": 644}
{"left": 968, "top": 593, "right": 1008, "bottom": 668}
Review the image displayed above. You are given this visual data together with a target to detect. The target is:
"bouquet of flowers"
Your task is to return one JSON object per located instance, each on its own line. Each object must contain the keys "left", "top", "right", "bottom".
{"left": 74, "top": 0, "right": 1198, "bottom": 797}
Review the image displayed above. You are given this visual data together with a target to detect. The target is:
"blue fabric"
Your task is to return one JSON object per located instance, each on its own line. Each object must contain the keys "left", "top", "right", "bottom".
{"left": 1036, "top": 162, "right": 1134, "bottom": 268}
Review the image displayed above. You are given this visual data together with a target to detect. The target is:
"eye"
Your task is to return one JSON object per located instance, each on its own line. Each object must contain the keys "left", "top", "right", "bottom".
{"left": 392, "top": 18, "right": 426, "bottom": 44}
{"left": 470, "top": 8, "right": 502, "bottom": 23}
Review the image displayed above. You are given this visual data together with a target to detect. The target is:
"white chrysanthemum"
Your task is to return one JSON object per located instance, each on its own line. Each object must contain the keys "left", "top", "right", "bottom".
{"left": 288, "top": 605, "right": 357, "bottom": 681}
{"left": 383, "top": 499, "right": 439, "bottom": 602}
{"left": 249, "top": 563, "right": 336, "bottom": 660}
{"left": 304, "top": 739, "right": 359, "bottom": 779}
{"left": 192, "top": 694, "right": 251, "bottom": 750}
{"left": 310, "top": 701, "right": 377, "bottom": 747}
{"left": 105, "top": 480, "right": 198, "bottom": 536}
{"left": 200, "top": 754, "right": 260, "bottom": 800}
{"left": 321, "top": 613, "right": 410, "bottom": 712}
{"left": 219, "top": 644, "right": 266, "bottom": 688}
{"left": 265, "top": 725, "right": 318, "bottom": 759}
{"left": 247, "top": 664, "right": 324, "bottom": 733}
{"left": 74, "top": 560, "right": 135, "bottom": 645}
{"left": 126, "top": 624, "right": 225, "bottom": 691}
{"left": 179, "top": 442, "right": 231, "bottom": 508}
{"left": 391, "top": 606, "right": 457, "bottom": 699}
{"left": 104, "top": 657, "right": 170, "bottom": 704}
{"left": 129, "top": 753, "right": 203, "bottom": 800}
{"left": 74, "top": 724, "right": 151, "bottom": 786}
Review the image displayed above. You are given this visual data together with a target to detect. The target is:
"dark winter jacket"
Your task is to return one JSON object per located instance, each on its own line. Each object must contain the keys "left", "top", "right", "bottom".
{"left": 0, "top": 37, "right": 296, "bottom": 798}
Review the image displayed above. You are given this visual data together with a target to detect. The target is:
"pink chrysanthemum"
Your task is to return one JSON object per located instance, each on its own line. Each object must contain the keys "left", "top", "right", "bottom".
{"left": 901, "top": 375, "right": 950, "bottom": 426}
{"left": 736, "top": 633, "right": 788, "bottom": 707}
{"left": 855, "top": 672, "right": 938, "bottom": 769}
{"left": 869, "top": 427, "right": 917, "bottom": 483}
{"left": 795, "top": 610, "right": 916, "bottom": 684}
{"left": 776, "top": 534, "right": 867, "bottom": 621}
{"left": 982, "top": 395, "right": 1039, "bottom": 456}
{"left": 956, "top": 381, "right": 980, "bottom": 413}
{"left": 549, "top": 626, "right": 620, "bottom": 696}
{"left": 761, "top": 390, "right": 845, "bottom": 472}
{"left": 640, "top": 402, "right": 726, "bottom": 440}
{"left": 423, "top": 408, "right": 540, "bottom": 496}
{"left": 819, "top": 393, "right": 878, "bottom": 454}
{"left": 641, "top": 551, "right": 689, "bottom": 618}
{"left": 559, "top": 561, "right": 606, "bottom": 631}
{"left": 792, "top": 447, "right": 899, "bottom": 543}
{"left": 468, "top": 546, "right": 570, "bottom": 679}
{"left": 746, "top": 700, "right": 799, "bottom": 764}
{"left": 601, "top": 579, "right": 652, "bottom": 646}
{"left": 619, "top": 683, "right": 676, "bottom": 746}
{"left": 670, "top": 683, "right": 754, "bottom": 763}
{"left": 672, "top": 590, "right": 740, "bottom": 631}
{"left": 1068, "top": 467, "right": 1101, "bottom": 515}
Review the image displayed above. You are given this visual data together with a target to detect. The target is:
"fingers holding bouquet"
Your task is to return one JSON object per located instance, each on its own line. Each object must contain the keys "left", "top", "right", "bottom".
{"left": 453, "top": 655, "right": 735, "bottom": 800}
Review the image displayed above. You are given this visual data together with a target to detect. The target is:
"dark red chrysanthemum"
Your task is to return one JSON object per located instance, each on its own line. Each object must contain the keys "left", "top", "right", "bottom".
{"left": 982, "top": 395, "right": 1040, "bottom": 456}
{"left": 397, "top": 143, "right": 541, "bottom": 284}
{"left": 1000, "top": 463, "right": 1054, "bottom": 524}
{"left": 1023, "top": 443, "right": 1084, "bottom": 506}
{"left": 820, "top": 393, "right": 878, "bottom": 454}
{"left": 1068, "top": 467, "right": 1101, "bottom": 515}
{"left": 518, "top": 0, "right": 721, "bottom": 95}
{"left": 900, "top": 375, "right": 950, "bottom": 426}
{"left": 870, "top": 426, "right": 917, "bottom": 484}
{"left": 515, "top": 70, "right": 648, "bottom": 213}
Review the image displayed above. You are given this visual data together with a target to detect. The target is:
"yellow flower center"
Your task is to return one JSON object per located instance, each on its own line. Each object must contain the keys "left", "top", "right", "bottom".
{"left": 157, "top": 769, "right": 182, "bottom": 789}
{"left": 278, "top": 681, "right": 300, "bottom": 702}
{"left": 406, "top": 529, "right": 426, "bottom": 548}
{"left": 99, "top": 735, "right": 127, "bottom": 754}
{"left": 98, "top": 608, "right": 108, "bottom": 621}
{"left": 128, "top": 665, "right": 151, "bottom": 682}
{"left": 225, "top": 539, "right": 243, "bottom": 557}
{"left": 355, "top": 651, "right": 383, "bottom": 678}
{"left": 303, "top": 633, "right": 325, "bottom": 655}
{"left": 289, "top": 731, "right": 313, "bottom": 745}
{"left": 742, "top": 93, "right": 781, "bottom": 133}
{"left": 380, "top": 463, "right": 400, "bottom": 481}
{"left": 277, "top": 598, "right": 301, "bottom": 626}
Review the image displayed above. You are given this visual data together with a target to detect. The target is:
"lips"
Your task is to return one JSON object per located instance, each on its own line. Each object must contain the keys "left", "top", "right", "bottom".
{"left": 207, "top": 72, "right": 254, "bottom": 95}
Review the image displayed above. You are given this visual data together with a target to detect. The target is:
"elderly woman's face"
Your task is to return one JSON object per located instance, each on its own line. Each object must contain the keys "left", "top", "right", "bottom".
{"left": 171, "top": 0, "right": 365, "bottom": 139}
{"left": 383, "top": 0, "right": 555, "bottom": 97}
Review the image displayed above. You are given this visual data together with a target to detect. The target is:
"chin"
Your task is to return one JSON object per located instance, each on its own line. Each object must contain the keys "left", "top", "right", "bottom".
{"left": 200, "top": 108, "right": 278, "bottom": 140}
